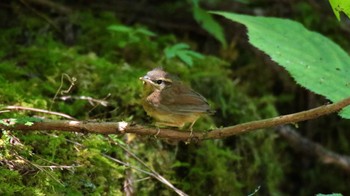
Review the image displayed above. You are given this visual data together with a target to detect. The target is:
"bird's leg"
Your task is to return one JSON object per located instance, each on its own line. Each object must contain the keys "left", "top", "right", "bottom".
{"left": 189, "top": 120, "right": 197, "bottom": 138}
{"left": 154, "top": 127, "right": 161, "bottom": 138}
{"left": 184, "top": 121, "right": 196, "bottom": 144}
{"left": 189, "top": 125, "right": 193, "bottom": 137}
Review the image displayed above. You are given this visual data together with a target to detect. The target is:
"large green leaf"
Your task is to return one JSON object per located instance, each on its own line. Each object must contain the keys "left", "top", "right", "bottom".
{"left": 212, "top": 11, "right": 350, "bottom": 118}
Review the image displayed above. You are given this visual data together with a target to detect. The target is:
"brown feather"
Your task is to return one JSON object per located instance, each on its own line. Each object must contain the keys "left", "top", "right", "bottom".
{"left": 140, "top": 68, "right": 213, "bottom": 128}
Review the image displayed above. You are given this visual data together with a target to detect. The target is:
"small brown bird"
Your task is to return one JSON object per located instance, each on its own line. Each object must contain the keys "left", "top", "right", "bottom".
{"left": 140, "top": 68, "right": 213, "bottom": 134}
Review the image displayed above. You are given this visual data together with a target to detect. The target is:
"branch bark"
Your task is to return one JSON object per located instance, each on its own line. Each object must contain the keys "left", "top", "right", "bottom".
{"left": 1, "top": 97, "right": 350, "bottom": 141}
{"left": 276, "top": 125, "right": 350, "bottom": 173}
{"left": 24, "top": 0, "right": 72, "bottom": 14}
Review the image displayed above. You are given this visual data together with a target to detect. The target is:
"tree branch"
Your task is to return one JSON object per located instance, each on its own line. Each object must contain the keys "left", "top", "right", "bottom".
{"left": 276, "top": 125, "right": 350, "bottom": 173}
{"left": 24, "top": 0, "right": 72, "bottom": 14}
{"left": 1, "top": 97, "right": 350, "bottom": 141}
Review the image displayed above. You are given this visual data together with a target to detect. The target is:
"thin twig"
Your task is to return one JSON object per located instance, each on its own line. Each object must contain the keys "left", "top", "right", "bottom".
{"left": 19, "top": 0, "right": 61, "bottom": 32}
{"left": 48, "top": 134, "right": 168, "bottom": 182}
{"left": 122, "top": 134, "right": 134, "bottom": 196}
{"left": 47, "top": 133, "right": 185, "bottom": 195}
{"left": 2, "top": 106, "right": 76, "bottom": 120}
{"left": 0, "top": 110, "right": 10, "bottom": 113}
{"left": 15, "top": 155, "right": 65, "bottom": 186}
{"left": 24, "top": 0, "right": 72, "bottom": 14}
{"left": 107, "top": 136, "right": 188, "bottom": 196}
{"left": 59, "top": 95, "right": 110, "bottom": 107}
{"left": 134, "top": 177, "right": 152, "bottom": 183}
{"left": 33, "top": 165, "right": 81, "bottom": 170}
{"left": 51, "top": 73, "right": 76, "bottom": 110}
{"left": 30, "top": 153, "right": 81, "bottom": 171}
{"left": 101, "top": 154, "right": 155, "bottom": 176}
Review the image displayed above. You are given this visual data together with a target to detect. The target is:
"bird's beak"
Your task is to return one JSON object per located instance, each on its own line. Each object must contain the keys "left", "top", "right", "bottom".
{"left": 139, "top": 76, "right": 151, "bottom": 85}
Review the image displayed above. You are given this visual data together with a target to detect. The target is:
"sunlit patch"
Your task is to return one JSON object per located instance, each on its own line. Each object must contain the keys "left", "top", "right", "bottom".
{"left": 69, "top": 121, "right": 80, "bottom": 125}
{"left": 118, "top": 121, "right": 128, "bottom": 132}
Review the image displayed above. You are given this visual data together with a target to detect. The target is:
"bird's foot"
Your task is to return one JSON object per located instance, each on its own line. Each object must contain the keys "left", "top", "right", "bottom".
{"left": 153, "top": 127, "right": 161, "bottom": 138}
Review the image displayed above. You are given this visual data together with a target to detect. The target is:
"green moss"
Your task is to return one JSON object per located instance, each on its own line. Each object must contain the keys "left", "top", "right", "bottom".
{"left": 2, "top": 2, "right": 345, "bottom": 195}
{"left": 0, "top": 11, "right": 281, "bottom": 195}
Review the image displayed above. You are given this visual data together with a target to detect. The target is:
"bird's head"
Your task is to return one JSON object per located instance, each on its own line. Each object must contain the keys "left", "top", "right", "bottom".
{"left": 139, "top": 67, "right": 177, "bottom": 91}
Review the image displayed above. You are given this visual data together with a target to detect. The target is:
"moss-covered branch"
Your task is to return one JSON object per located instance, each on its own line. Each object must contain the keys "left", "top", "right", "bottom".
{"left": 2, "top": 97, "right": 350, "bottom": 142}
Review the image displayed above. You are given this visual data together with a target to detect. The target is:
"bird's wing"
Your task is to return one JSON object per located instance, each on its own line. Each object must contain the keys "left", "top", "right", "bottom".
{"left": 158, "top": 87, "right": 211, "bottom": 114}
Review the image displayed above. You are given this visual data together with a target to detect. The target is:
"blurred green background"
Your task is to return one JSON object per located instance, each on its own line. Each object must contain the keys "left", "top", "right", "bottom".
{"left": 0, "top": 0, "right": 349, "bottom": 195}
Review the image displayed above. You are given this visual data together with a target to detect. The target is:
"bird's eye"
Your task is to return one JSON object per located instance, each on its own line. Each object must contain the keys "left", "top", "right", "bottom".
{"left": 155, "top": 80, "right": 163, "bottom": 84}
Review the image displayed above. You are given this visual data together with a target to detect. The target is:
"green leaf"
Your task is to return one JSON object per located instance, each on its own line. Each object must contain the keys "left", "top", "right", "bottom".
{"left": 316, "top": 194, "right": 343, "bottom": 196}
{"left": 24, "top": 121, "right": 34, "bottom": 126}
{"left": 212, "top": 11, "right": 350, "bottom": 118}
{"left": 329, "top": 0, "right": 350, "bottom": 21}
{"left": 164, "top": 43, "right": 204, "bottom": 67}
{"left": 0, "top": 117, "right": 42, "bottom": 126}
{"left": 177, "top": 51, "right": 194, "bottom": 66}
{"left": 108, "top": 25, "right": 156, "bottom": 36}
{"left": 185, "top": 50, "right": 205, "bottom": 59}
{"left": 135, "top": 28, "right": 156, "bottom": 36}
{"left": 164, "top": 43, "right": 190, "bottom": 58}
{"left": 192, "top": 4, "right": 227, "bottom": 47}
{"left": 107, "top": 25, "right": 133, "bottom": 33}
{"left": 17, "top": 117, "right": 43, "bottom": 124}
